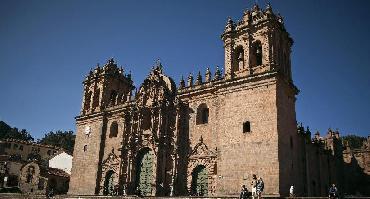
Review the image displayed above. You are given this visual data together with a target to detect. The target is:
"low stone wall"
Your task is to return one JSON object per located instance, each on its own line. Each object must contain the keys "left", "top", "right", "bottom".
{"left": 1, "top": 194, "right": 370, "bottom": 199}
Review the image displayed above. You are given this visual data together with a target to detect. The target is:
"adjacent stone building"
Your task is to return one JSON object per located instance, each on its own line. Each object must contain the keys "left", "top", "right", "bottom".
{"left": 0, "top": 139, "right": 71, "bottom": 195}
{"left": 68, "top": 4, "right": 370, "bottom": 197}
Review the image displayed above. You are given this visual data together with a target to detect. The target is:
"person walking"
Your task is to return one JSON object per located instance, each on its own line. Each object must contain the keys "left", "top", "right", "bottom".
{"left": 256, "top": 177, "right": 264, "bottom": 199}
{"left": 251, "top": 174, "right": 257, "bottom": 199}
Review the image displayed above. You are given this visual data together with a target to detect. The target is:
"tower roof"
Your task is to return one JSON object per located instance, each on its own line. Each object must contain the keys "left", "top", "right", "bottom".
{"left": 222, "top": 3, "right": 287, "bottom": 38}
{"left": 83, "top": 58, "right": 132, "bottom": 85}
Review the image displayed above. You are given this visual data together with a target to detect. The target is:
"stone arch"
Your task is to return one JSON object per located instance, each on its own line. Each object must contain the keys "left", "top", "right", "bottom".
{"left": 187, "top": 139, "right": 217, "bottom": 195}
{"left": 196, "top": 103, "right": 209, "bottom": 125}
{"left": 190, "top": 165, "right": 208, "bottom": 196}
{"left": 103, "top": 170, "right": 115, "bottom": 195}
{"left": 135, "top": 147, "right": 155, "bottom": 196}
{"left": 233, "top": 45, "right": 244, "bottom": 72}
{"left": 252, "top": 40, "right": 263, "bottom": 67}
{"left": 99, "top": 150, "right": 120, "bottom": 195}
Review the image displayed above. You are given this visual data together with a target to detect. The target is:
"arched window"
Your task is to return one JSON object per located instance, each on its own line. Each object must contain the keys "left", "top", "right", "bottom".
{"left": 83, "top": 145, "right": 88, "bottom": 152}
{"left": 234, "top": 46, "right": 244, "bottom": 71}
{"left": 196, "top": 104, "right": 209, "bottom": 125}
{"left": 253, "top": 40, "right": 263, "bottom": 66}
{"left": 109, "top": 121, "right": 118, "bottom": 138}
{"left": 92, "top": 89, "right": 100, "bottom": 109}
{"left": 84, "top": 91, "right": 92, "bottom": 111}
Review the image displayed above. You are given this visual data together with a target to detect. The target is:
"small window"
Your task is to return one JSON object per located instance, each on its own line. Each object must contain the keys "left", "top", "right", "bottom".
{"left": 19, "top": 145, "right": 23, "bottom": 151}
{"left": 255, "top": 41, "right": 262, "bottom": 66}
{"left": 234, "top": 46, "right": 244, "bottom": 71}
{"left": 47, "top": 150, "right": 51, "bottom": 155}
{"left": 83, "top": 145, "right": 88, "bottom": 152}
{"left": 109, "top": 121, "right": 119, "bottom": 138}
{"left": 243, "top": 121, "right": 251, "bottom": 133}
{"left": 196, "top": 103, "right": 209, "bottom": 125}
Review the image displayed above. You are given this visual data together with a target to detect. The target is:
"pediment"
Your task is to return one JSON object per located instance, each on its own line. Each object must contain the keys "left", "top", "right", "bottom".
{"left": 190, "top": 137, "right": 217, "bottom": 159}
{"left": 136, "top": 64, "right": 176, "bottom": 107}
{"left": 102, "top": 150, "right": 120, "bottom": 166}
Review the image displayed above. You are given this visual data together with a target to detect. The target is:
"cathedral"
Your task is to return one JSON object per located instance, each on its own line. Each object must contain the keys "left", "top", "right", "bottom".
{"left": 68, "top": 4, "right": 370, "bottom": 197}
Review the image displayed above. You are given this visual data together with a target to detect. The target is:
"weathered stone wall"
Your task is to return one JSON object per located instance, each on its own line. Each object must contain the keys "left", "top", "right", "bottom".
{"left": 68, "top": 115, "right": 105, "bottom": 195}
{"left": 179, "top": 74, "right": 282, "bottom": 196}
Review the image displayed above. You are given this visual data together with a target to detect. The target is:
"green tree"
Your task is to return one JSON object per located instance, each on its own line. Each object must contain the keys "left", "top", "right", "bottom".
{"left": 38, "top": 130, "right": 75, "bottom": 154}
{"left": 342, "top": 134, "right": 367, "bottom": 149}
{"left": 0, "top": 121, "right": 34, "bottom": 141}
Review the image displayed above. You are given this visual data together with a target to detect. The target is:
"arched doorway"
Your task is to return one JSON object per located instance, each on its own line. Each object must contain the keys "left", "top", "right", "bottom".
{"left": 191, "top": 165, "right": 208, "bottom": 196}
{"left": 103, "top": 170, "right": 115, "bottom": 195}
{"left": 136, "top": 148, "right": 154, "bottom": 196}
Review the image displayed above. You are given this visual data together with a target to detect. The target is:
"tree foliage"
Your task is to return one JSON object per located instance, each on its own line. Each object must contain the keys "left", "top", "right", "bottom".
{"left": 342, "top": 134, "right": 367, "bottom": 149}
{"left": 0, "top": 121, "right": 34, "bottom": 141}
{"left": 38, "top": 130, "right": 75, "bottom": 154}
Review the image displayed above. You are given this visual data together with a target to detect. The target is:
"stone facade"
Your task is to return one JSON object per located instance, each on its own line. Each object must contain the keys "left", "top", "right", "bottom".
{"left": 0, "top": 139, "right": 70, "bottom": 195}
{"left": 68, "top": 3, "right": 369, "bottom": 197}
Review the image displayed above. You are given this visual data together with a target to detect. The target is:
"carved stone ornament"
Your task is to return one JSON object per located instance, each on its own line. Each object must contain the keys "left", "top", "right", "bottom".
{"left": 84, "top": 125, "right": 91, "bottom": 135}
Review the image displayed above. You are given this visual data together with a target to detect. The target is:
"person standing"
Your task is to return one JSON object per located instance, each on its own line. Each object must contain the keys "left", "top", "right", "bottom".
{"left": 328, "top": 184, "right": 338, "bottom": 199}
{"left": 289, "top": 185, "right": 294, "bottom": 198}
{"left": 251, "top": 174, "right": 257, "bottom": 199}
{"left": 256, "top": 177, "right": 264, "bottom": 199}
{"left": 239, "top": 185, "right": 249, "bottom": 199}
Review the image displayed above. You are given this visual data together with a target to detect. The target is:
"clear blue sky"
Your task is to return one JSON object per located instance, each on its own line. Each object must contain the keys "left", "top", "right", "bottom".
{"left": 0, "top": 0, "right": 369, "bottom": 139}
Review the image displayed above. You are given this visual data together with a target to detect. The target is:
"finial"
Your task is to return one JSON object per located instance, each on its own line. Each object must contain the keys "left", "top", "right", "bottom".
{"left": 195, "top": 71, "right": 202, "bottom": 85}
{"left": 227, "top": 16, "right": 233, "bottom": 23}
{"left": 199, "top": 135, "right": 203, "bottom": 143}
{"left": 265, "top": 3, "right": 273, "bottom": 14}
{"left": 155, "top": 58, "right": 162, "bottom": 68}
{"left": 187, "top": 73, "right": 193, "bottom": 87}
{"left": 108, "top": 57, "right": 114, "bottom": 64}
{"left": 306, "top": 126, "right": 311, "bottom": 134}
{"left": 253, "top": 3, "right": 260, "bottom": 11}
{"left": 127, "top": 70, "right": 132, "bottom": 80}
{"left": 214, "top": 66, "right": 221, "bottom": 81}
{"left": 179, "top": 76, "right": 185, "bottom": 89}
{"left": 205, "top": 67, "right": 211, "bottom": 82}
{"left": 277, "top": 13, "right": 284, "bottom": 24}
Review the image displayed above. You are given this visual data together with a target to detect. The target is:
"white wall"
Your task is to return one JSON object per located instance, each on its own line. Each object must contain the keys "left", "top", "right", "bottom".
{"left": 49, "top": 152, "right": 73, "bottom": 174}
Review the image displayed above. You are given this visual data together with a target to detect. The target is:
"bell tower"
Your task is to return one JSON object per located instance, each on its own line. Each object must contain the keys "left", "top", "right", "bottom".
{"left": 81, "top": 58, "right": 135, "bottom": 115}
{"left": 221, "top": 4, "right": 293, "bottom": 80}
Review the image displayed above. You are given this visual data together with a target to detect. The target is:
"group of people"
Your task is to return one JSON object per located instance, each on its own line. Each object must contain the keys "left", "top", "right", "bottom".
{"left": 240, "top": 174, "right": 264, "bottom": 199}
{"left": 240, "top": 175, "right": 338, "bottom": 199}
{"left": 289, "top": 183, "right": 338, "bottom": 198}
